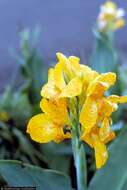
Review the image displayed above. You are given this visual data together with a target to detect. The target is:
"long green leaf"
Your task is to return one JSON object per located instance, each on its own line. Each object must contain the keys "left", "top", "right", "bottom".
{"left": 0, "top": 160, "right": 72, "bottom": 190}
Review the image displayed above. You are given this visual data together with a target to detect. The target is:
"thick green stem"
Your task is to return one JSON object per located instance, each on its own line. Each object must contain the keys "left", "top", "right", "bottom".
{"left": 72, "top": 128, "right": 87, "bottom": 190}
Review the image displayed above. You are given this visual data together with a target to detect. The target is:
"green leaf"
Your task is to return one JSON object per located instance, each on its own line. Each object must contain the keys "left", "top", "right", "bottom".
{"left": 0, "top": 87, "right": 32, "bottom": 126}
{"left": 112, "top": 121, "right": 124, "bottom": 131}
{"left": 90, "top": 30, "right": 118, "bottom": 73}
{"left": 88, "top": 126, "right": 127, "bottom": 190}
{"left": 0, "top": 160, "right": 72, "bottom": 190}
{"left": 18, "top": 28, "right": 46, "bottom": 104}
{"left": 41, "top": 142, "right": 71, "bottom": 173}
{"left": 118, "top": 65, "right": 127, "bottom": 95}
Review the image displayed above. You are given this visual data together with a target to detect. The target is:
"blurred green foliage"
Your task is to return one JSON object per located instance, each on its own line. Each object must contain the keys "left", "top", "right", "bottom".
{"left": 90, "top": 30, "right": 118, "bottom": 73}
{"left": 18, "top": 29, "right": 46, "bottom": 105}
{"left": 0, "top": 28, "right": 74, "bottom": 188}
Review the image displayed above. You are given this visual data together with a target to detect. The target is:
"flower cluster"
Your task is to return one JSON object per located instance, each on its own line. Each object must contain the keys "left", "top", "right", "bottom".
{"left": 27, "top": 53, "right": 127, "bottom": 168}
{"left": 97, "top": 1, "right": 125, "bottom": 32}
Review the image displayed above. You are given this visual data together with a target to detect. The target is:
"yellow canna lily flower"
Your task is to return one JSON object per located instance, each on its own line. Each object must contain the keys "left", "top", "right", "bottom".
{"left": 80, "top": 71, "right": 127, "bottom": 168}
{"left": 97, "top": 1, "right": 125, "bottom": 32}
{"left": 107, "top": 95, "right": 127, "bottom": 103}
{"left": 27, "top": 52, "right": 127, "bottom": 169}
{"left": 80, "top": 93, "right": 127, "bottom": 168}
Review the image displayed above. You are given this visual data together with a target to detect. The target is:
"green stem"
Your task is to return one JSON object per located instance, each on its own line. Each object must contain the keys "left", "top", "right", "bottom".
{"left": 72, "top": 127, "right": 87, "bottom": 190}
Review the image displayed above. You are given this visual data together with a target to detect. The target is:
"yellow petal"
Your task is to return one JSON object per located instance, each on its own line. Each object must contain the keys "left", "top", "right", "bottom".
{"left": 97, "top": 72, "right": 116, "bottom": 88}
{"left": 56, "top": 52, "right": 68, "bottom": 64}
{"left": 81, "top": 126, "right": 99, "bottom": 148}
{"left": 80, "top": 97, "right": 98, "bottom": 133}
{"left": 79, "top": 65, "right": 99, "bottom": 88}
{"left": 82, "top": 127, "right": 108, "bottom": 169}
{"left": 83, "top": 70, "right": 99, "bottom": 84}
{"left": 68, "top": 56, "right": 81, "bottom": 75}
{"left": 54, "top": 52, "right": 68, "bottom": 90}
{"left": 54, "top": 63, "right": 66, "bottom": 90}
{"left": 68, "top": 56, "right": 80, "bottom": 65}
{"left": 81, "top": 131, "right": 94, "bottom": 148}
{"left": 99, "top": 117, "right": 115, "bottom": 143}
{"left": 60, "top": 77, "right": 82, "bottom": 98}
{"left": 94, "top": 139, "right": 108, "bottom": 169}
{"left": 92, "top": 133, "right": 108, "bottom": 169}
{"left": 56, "top": 52, "right": 75, "bottom": 79}
{"left": 103, "top": 131, "right": 115, "bottom": 144}
{"left": 87, "top": 81, "right": 107, "bottom": 98}
{"left": 40, "top": 98, "right": 70, "bottom": 125}
{"left": 80, "top": 64, "right": 92, "bottom": 73}
{"left": 114, "top": 19, "right": 125, "bottom": 29}
{"left": 27, "top": 114, "right": 58, "bottom": 143}
{"left": 107, "top": 95, "right": 127, "bottom": 104}
{"left": 99, "top": 118, "right": 110, "bottom": 142}
{"left": 86, "top": 72, "right": 116, "bottom": 98}
{"left": 98, "top": 98, "right": 117, "bottom": 118}
{"left": 56, "top": 52, "right": 70, "bottom": 75}
{"left": 41, "top": 68, "right": 60, "bottom": 99}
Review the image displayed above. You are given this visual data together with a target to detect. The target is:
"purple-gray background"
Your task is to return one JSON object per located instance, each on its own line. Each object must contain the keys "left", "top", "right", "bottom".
{"left": 0, "top": 0, "right": 127, "bottom": 90}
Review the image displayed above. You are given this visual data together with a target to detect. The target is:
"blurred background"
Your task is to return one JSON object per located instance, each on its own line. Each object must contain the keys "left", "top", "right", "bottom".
{"left": 0, "top": 0, "right": 127, "bottom": 91}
